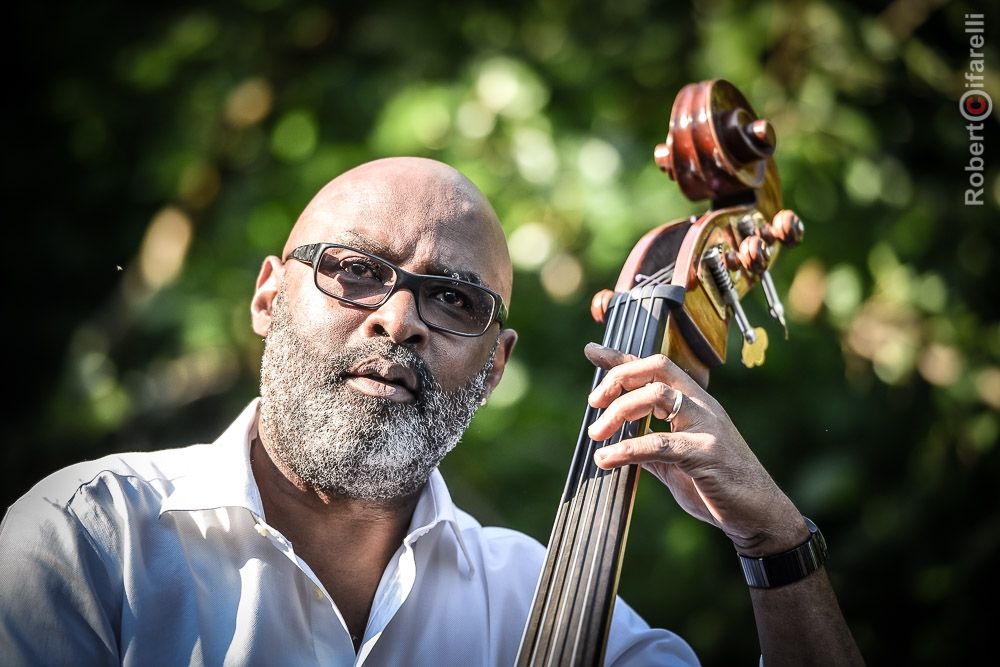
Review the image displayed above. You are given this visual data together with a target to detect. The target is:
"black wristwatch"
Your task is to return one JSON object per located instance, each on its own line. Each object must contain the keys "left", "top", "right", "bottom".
{"left": 738, "top": 517, "right": 828, "bottom": 588}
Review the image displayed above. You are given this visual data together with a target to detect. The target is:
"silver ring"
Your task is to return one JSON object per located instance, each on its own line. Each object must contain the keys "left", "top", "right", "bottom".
{"left": 665, "top": 390, "right": 683, "bottom": 422}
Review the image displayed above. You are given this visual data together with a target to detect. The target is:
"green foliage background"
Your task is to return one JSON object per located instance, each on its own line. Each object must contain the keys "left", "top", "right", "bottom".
{"left": 7, "top": 0, "right": 999, "bottom": 663}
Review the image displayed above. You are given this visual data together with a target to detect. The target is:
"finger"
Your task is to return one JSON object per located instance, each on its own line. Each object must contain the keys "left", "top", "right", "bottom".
{"left": 584, "top": 342, "right": 637, "bottom": 371}
{"left": 588, "top": 352, "right": 698, "bottom": 408}
{"left": 587, "top": 382, "right": 685, "bottom": 441}
{"left": 593, "top": 430, "right": 709, "bottom": 469}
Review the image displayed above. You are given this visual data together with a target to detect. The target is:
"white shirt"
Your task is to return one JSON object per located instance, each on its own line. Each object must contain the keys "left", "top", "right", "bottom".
{"left": 0, "top": 400, "right": 698, "bottom": 666}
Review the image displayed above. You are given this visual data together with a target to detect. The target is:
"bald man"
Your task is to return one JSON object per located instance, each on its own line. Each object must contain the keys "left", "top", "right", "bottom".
{"left": 0, "top": 158, "right": 861, "bottom": 666}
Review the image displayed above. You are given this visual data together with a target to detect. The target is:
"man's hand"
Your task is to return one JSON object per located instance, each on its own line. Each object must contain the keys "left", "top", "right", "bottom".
{"left": 584, "top": 342, "right": 807, "bottom": 557}
{"left": 584, "top": 342, "right": 866, "bottom": 665}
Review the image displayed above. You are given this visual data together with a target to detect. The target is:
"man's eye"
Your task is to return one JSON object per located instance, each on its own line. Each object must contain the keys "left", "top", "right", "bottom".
{"left": 432, "top": 288, "right": 469, "bottom": 308}
{"left": 340, "top": 260, "right": 381, "bottom": 280}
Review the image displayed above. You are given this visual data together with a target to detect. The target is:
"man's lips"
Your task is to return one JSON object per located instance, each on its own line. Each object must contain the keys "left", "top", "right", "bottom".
{"left": 345, "top": 357, "right": 420, "bottom": 403}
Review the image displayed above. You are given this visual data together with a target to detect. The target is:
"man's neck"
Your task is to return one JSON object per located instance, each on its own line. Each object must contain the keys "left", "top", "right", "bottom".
{"left": 250, "top": 430, "right": 421, "bottom": 651}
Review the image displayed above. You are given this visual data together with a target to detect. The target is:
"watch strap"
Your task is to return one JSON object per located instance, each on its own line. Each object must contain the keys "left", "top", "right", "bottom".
{"left": 738, "top": 517, "right": 828, "bottom": 588}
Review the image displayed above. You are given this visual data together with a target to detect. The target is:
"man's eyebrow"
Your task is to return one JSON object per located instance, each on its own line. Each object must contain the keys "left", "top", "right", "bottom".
{"left": 329, "top": 232, "right": 486, "bottom": 285}
{"left": 424, "top": 262, "right": 484, "bottom": 286}
{"left": 330, "top": 231, "right": 392, "bottom": 257}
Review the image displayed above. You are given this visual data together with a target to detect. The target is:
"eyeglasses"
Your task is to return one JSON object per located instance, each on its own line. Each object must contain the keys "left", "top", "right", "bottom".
{"left": 284, "top": 243, "right": 508, "bottom": 337}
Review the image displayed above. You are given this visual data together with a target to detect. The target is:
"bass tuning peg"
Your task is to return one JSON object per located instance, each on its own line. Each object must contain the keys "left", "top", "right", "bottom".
{"left": 704, "top": 245, "right": 768, "bottom": 368}
{"left": 736, "top": 215, "right": 789, "bottom": 339}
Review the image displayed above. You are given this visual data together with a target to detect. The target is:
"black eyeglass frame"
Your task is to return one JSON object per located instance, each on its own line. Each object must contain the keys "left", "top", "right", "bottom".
{"left": 284, "top": 243, "right": 509, "bottom": 337}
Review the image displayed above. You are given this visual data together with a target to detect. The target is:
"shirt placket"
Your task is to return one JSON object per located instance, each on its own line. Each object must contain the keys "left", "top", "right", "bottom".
{"left": 252, "top": 519, "right": 356, "bottom": 663}
{"left": 355, "top": 521, "right": 445, "bottom": 666}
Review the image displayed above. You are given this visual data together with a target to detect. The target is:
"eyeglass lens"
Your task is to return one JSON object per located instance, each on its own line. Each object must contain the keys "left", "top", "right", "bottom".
{"left": 315, "top": 247, "right": 497, "bottom": 334}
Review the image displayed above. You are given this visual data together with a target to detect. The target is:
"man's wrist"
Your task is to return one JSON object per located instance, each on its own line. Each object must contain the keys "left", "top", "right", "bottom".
{"left": 729, "top": 506, "right": 811, "bottom": 557}
{"left": 737, "top": 516, "right": 828, "bottom": 588}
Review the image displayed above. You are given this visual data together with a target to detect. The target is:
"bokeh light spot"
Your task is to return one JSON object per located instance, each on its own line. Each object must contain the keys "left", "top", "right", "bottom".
{"left": 578, "top": 139, "right": 621, "bottom": 184}
{"left": 513, "top": 127, "right": 558, "bottom": 184}
{"left": 540, "top": 252, "right": 583, "bottom": 302}
{"left": 271, "top": 110, "right": 318, "bottom": 162}
{"left": 509, "top": 223, "right": 555, "bottom": 271}
{"left": 139, "top": 207, "right": 193, "bottom": 290}
{"left": 225, "top": 78, "right": 274, "bottom": 129}
{"left": 917, "top": 343, "right": 963, "bottom": 387}
{"left": 824, "top": 264, "right": 863, "bottom": 319}
{"left": 488, "top": 357, "right": 529, "bottom": 409}
{"left": 788, "top": 259, "right": 827, "bottom": 322}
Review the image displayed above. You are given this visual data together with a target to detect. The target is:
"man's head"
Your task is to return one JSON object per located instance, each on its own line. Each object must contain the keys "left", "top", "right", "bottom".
{"left": 250, "top": 157, "right": 517, "bottom": 499}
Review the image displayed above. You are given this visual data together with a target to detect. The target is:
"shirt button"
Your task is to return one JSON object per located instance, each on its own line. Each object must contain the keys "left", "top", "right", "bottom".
{"left": 312, "top": 585, "right": 325, "bottom": 600}
{"left": 255, "top": 524, "right": 268, "bottom": 537}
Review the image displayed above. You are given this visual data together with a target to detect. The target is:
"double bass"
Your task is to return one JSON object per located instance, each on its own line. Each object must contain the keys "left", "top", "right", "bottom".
{"left": 515, "top": 80, "right": 805, "bottom": 666}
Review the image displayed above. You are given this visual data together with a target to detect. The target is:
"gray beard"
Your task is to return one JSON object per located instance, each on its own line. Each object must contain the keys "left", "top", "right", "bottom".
{"left": 258, "top": 289, "right": 495, "bottom": 500}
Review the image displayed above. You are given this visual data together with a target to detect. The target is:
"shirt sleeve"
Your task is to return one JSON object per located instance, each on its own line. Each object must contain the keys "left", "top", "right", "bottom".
{"left": 604, "top": 596, "right": 701, "bottom": 666}
{"left": 0, "top": 493, "right": 121, "bottom": 666}
{"left": 476, "top": 523, "right": 701, "bottom": 666}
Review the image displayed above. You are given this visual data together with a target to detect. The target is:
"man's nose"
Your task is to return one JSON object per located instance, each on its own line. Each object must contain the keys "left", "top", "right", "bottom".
{"left": 364, "top": 287, "right": 430, "bottom": 348}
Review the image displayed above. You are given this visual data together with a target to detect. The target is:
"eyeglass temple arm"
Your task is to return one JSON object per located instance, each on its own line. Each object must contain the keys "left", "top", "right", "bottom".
{"left": 283, "top": 244, "right": 322, "bottom": 264}
{"left": 495, "top": 302, "right": 509, "bottom": 328}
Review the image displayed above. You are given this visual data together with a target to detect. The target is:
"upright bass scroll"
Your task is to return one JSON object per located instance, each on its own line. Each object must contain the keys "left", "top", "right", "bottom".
{"left": 515, "top": 79, "right": 806, "bottom": 666}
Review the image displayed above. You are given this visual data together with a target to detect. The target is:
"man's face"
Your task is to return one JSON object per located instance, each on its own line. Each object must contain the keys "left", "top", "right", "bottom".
{"left": 254, "top": 158, "right": 515, "bottom": 499}
{"left": 258, "top": 284, "right": 495, "bottom": 499}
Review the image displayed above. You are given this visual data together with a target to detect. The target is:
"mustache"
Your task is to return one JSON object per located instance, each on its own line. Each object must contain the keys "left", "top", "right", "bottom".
{"left": 328, "top": 339, "right": 436, "bottom": 396}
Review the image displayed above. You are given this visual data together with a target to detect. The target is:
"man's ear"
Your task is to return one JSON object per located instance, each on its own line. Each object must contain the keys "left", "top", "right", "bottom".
{"left": 251, "top": 256, "right": 284, "bottom": 337}
{"left": 482, "top": 328, "right": 518, "bottom": 400}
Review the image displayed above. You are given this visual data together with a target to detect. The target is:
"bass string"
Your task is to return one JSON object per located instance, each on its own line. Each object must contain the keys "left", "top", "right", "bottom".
{"left": 535, "top": 271, "right": 663, "bottom": 659}
{"left": 544, "top": 270, "right": 661, "bottom": 665}
{"left": 551, "top": 264, "right": 676, "bottom": 664}
{"left": 533, "top": 263, "right": 676, "bottom": 665}
{"left": 537, "top": 288, "right": 634, "bottom": 665}
{"left": 526, "top": 289, "right": 631, "bottom": 666}
{"left": 568, "top": 275, "right": 664, "bottom": 662}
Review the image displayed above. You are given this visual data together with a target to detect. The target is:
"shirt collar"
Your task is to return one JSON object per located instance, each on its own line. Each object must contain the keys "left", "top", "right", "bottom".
{"left": 159, "top": 398, "right": 475, "bottom": 573}
{"left": 158, "top": 398, "right": 265, "bottom": 518}
{"left": 405, "top": 467, "right": 475, "bottom": 576}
